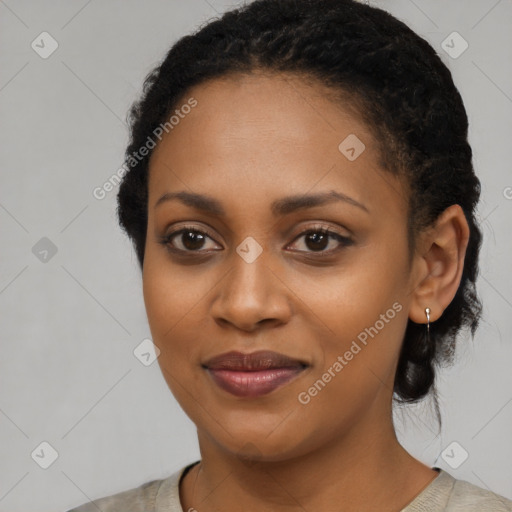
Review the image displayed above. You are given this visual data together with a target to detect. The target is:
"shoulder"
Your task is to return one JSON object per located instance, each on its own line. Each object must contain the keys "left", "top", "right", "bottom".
{"left": 447, "top": 476, "right": 512, "bottom": 511}
{"left": 65, "top": 463, "right": 191, "bottom": 512}
{"left": 66, "top": 478, "right": 164, "bottom": 512}
{"left": 404, "top": 469, "right": 512, "bottom": 512}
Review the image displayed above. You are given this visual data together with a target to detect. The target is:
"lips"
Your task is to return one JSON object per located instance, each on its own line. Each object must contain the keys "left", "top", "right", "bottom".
{"left": 203, "top": 350, "right": 308, "bottom": 398}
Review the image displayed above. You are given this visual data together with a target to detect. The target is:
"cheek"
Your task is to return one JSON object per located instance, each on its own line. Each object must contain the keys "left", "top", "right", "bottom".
{"left": 303, "top": 258, "right": 403, "bottom": 340}
{"left": 297, "top": 252, "right": 408, "bottom": 393}
{"left": 142, "top": 261, "right": 208, "bottom": 408}
{"left": 143, "top": 248, "right": 210, "bottom": 333}
{"left": 142, "top": 252, "right": 207, "bottom": 364}
{"left": 294, "top": 295, "right": 407, "bottom": 435}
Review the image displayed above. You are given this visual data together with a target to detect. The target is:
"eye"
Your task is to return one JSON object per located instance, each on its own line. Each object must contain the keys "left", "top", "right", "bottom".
{"left": 160, "top": 225, "right": 221, "bottom": 253}
{"left": 159, "top": 224, "right": 353, "bottom": 256}
{"left": 287, "top": 225, "right": 353, "bottom": 255}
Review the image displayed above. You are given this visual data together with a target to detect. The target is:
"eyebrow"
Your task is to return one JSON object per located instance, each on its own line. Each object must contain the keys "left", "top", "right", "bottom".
{"left": 154, "top": 190, "right": 369, "bottom": 216}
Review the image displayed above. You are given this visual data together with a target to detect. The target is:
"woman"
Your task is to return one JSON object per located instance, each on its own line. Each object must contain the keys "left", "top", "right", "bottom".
{"left": 68, "top": 0, "right": 512, "bottom": 510}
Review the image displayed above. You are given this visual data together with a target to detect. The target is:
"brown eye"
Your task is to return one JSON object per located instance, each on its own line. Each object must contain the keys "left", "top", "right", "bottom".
{"left": 176, "top": 230, "right": 207, "bottom": 251}
{"left": 159, "top": 225, "right": 352, "bottom": 257}
{"left": 162, "top": 227, "right": 220, "bottom": 252}
{"left": 304, "top": 231, "right": 329, "bottom": 251}
{"left": 288, "top": 228, "right": 353, "bottom": 254}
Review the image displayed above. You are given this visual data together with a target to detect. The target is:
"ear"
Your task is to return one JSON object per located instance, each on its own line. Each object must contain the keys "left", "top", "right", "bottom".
{"left": 408, "top": 204, "right": 470, "bottom": 324}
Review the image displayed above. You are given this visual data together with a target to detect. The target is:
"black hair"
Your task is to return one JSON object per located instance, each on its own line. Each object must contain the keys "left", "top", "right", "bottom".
{"left": 116, "top": 0, "right": 482, "bottom": 415}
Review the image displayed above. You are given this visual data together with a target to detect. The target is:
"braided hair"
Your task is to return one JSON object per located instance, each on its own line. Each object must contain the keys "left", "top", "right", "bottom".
{"left": 116, "top": 0, "right": 483, "bottom": 410}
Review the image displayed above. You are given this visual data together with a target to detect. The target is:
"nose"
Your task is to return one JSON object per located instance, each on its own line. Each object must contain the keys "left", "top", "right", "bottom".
{"left": 210, "top": 251, "right": 293, "bottom": 333}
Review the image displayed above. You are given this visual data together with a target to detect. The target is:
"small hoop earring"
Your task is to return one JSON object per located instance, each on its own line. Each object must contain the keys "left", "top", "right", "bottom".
{"left": 425, "top": 307, "right": 431, "bottom": 342}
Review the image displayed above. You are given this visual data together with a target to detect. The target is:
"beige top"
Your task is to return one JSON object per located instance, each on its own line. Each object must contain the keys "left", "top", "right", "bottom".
{"left": 67, "top": 462, "right": 512, "bottom": 511}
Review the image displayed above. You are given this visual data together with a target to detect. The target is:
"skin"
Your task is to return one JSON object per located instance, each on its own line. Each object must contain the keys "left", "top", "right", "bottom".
{"left": 142, "top": 71, "right": 470, "bottom": 512}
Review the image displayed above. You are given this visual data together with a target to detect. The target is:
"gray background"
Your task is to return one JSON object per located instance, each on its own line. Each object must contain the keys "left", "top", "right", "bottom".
{"left": 0, "top": 1, "right": 511, "bottom": 510}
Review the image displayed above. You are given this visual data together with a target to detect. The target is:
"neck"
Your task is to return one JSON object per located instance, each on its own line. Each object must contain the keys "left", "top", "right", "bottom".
{"left": 180, "top": 405, "right": 438, "bottom": 511}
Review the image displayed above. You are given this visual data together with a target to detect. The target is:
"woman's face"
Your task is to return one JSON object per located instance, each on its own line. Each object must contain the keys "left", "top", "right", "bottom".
{"left": 143, "top": 72, "right": 417, "bottom": 461}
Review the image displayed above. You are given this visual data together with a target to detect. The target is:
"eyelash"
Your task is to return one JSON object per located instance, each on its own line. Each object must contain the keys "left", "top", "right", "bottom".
{"left": 158, "top": 224, "right": 353, "bottom": 257}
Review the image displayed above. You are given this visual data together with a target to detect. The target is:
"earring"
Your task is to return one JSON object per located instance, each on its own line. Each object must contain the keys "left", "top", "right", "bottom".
{"left": 425, "top": 307, "right": 431, "bottom": 343}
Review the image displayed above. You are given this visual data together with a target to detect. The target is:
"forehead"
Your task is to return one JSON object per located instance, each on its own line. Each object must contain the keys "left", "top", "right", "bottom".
{"left": 147, "top": 72, "right": 407, "bottom": 218}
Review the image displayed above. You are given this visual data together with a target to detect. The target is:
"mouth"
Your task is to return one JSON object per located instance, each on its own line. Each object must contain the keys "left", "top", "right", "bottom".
{"left": 202, "top": 350, "right": 309, "bottom": 398}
